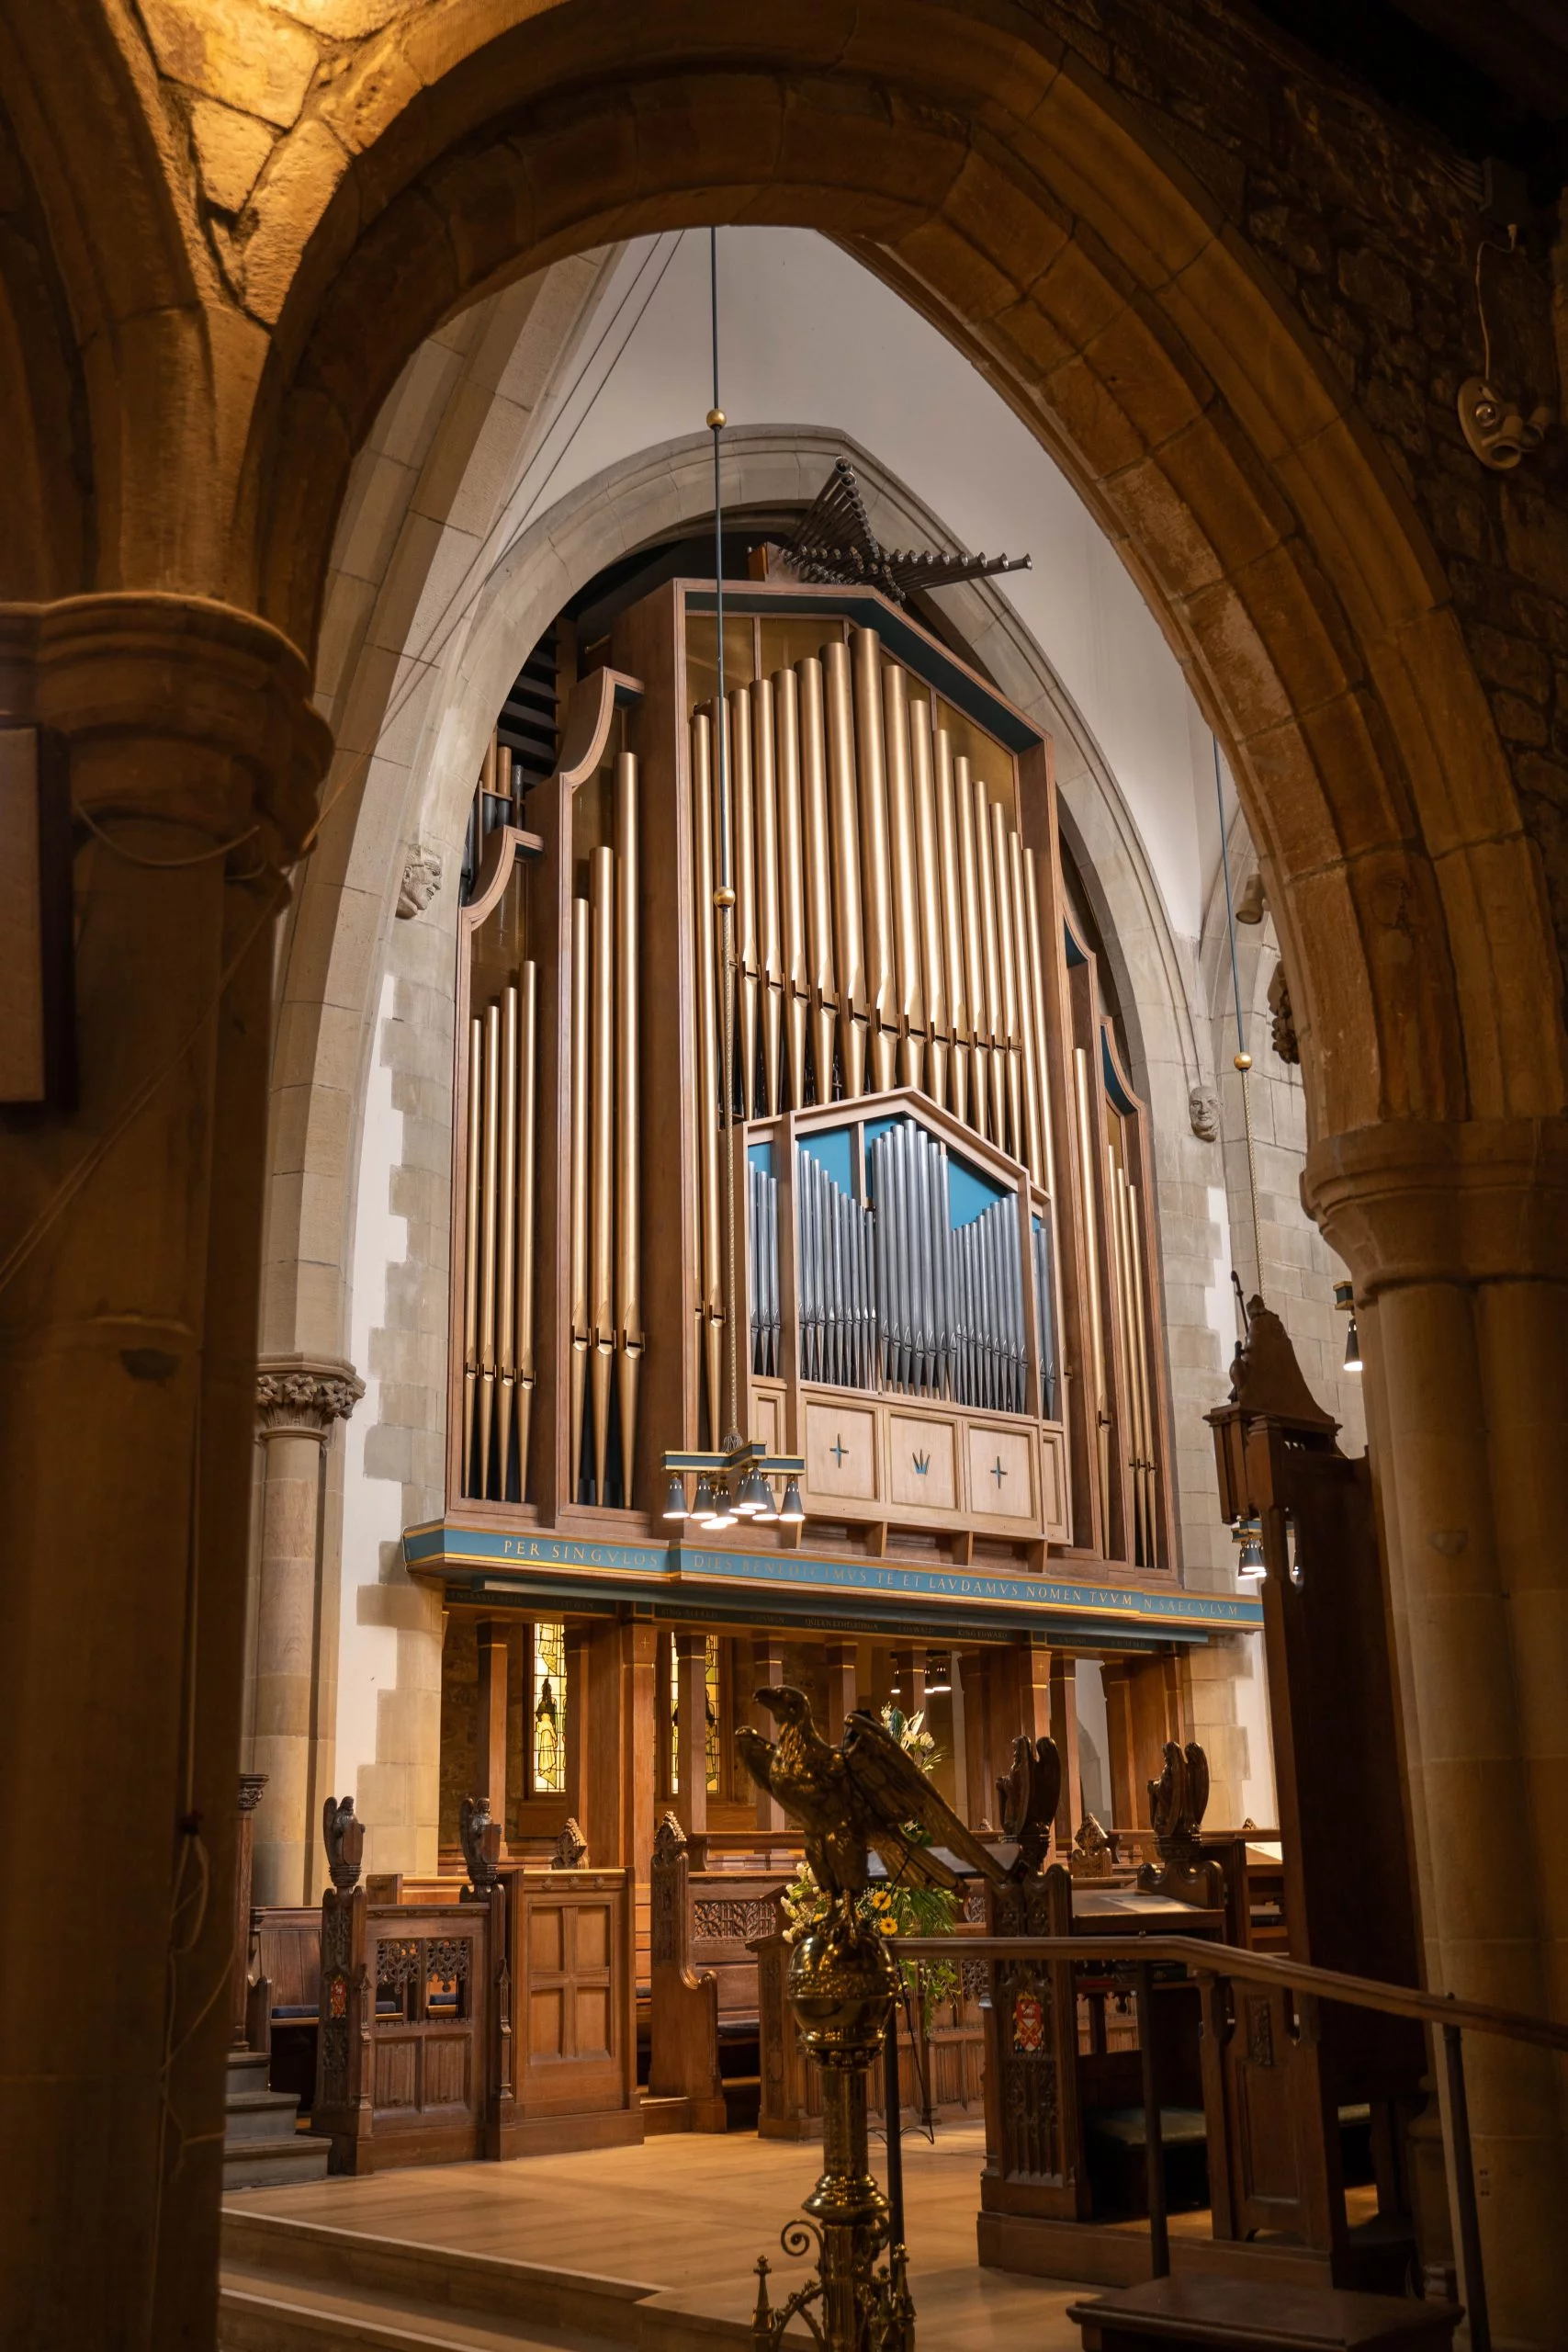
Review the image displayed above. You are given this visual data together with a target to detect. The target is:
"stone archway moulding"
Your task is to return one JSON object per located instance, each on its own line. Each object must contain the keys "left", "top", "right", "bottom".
{"left": 266, "top": 409, "right": 1202, "bottom": 1365}
{"left": 214, "top": 0, "right": 1566, "bottom": 1149}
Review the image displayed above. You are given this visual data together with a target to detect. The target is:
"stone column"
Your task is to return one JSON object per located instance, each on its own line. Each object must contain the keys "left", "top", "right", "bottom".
{"left": 1049, "top": 1653, "right": 1082, "bottom": 1851}
{"left": 0, "top": 595, "right": 328, "bottom": 2352}
{"left": 1306, "top": 1118, "right": 1568, "bottom": 2346}
{"left": 824, "top": 1638, "right": 858, "bottom": 1736}
{"left": 751, "top": 1635, "right": 786, "bottom": 1829}
{"left": 475, "top": 1620, "right": 509, "bottom": 1835}
{"left": 251, "top": 1355, "right": 362, "bottom": 1905}
{"left": 890, "top": 1645, "right": 926, "bottom": 1722}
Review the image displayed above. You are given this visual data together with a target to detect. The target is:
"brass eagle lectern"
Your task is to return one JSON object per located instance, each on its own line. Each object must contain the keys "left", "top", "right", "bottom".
{"left": 739, "top": 1688, "right": 1009, "bottom": 2352}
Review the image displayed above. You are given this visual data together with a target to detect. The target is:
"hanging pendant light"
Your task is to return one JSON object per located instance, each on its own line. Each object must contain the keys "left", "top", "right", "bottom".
{"left": 752, "top": 1478, "right": 780, "bottom": 1523}
{"left": 735, "top": 1464, "right": 770, "bottom": 1517}
{"left": 924, "top": 1652, "right": 953, "bottom": 1696}
{"left": 691, "top": 1475, "right": 718, "bottom": 1526}
{"left": 1235, "top": 1518, "right": 1265, "bottom": 1577}
{"left": 706, "top": 1478, "right": 738, "bottom": 1532}
{"left": 778, "top": 1476, "right": 806, "bottom": 1524}
{"left": 1335, "top": 1281, "right": 1363, "bottom": 1373}
{"left": 663, "top": 1471, "right": 691, "bottom": 1521}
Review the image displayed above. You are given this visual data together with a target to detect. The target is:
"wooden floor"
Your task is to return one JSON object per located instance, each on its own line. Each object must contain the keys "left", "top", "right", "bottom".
{"left": 224, "top": 2121, "right": 1095, "bottom": 2348}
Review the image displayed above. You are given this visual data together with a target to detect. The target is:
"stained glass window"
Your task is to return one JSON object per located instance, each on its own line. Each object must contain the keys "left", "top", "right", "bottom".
{"left": 705, "top": 1634, "right": 722, "bottom": 1792}
{"left": 669, "top": 1635, "right": 724, "bottom": 1795}
{"left": 532, "top": 1621, "right": 566, "bottom": 1793}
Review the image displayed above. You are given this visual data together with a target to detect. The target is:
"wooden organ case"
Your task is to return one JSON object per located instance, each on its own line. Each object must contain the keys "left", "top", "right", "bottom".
{"left": 450, "top": 580, "right": 1174, "bottom": 1578}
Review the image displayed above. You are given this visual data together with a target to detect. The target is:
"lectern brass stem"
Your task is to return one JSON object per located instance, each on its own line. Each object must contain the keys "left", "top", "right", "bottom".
{"left": 590, "top": 843, "right": 615, "bottom": 1506}
{"left": 570, "top": 897, "right": 591, "bottom": 1499}
{"left": 1024, "top": 850, "right": 1056, "bottom": 1200}
{"left": 824, "top": 640, "right": 867, "bottom": 1098}
{"left": 909, "top": 701, "right": 947, "bottom": 1111}
{"left": 851, "top": 629, "right": 897, "bottom": 1092}
{"left": 1074, "top": 1044, "right": 1110, "bottom": 1535}
{"left": 753, "top": 675, "right": 783, "bottom": 1117}
{"left": 479, "top": 1001, "right": 501, "bottom": 1494}
{"left": 774, "top": 666, "right": 810, "bottom": 1112}
{"left": 1010, "top": 831, "right": 1043, "bottom": 1185}
{"left": 497, "top": 983, "right": 519, "bottom": 1500}
{"left": 515, "top": 961, "right": 537, "bottom": 1497}
{"left": 935, "top": 730, "right": 968, "bottom": 1126}
{"left": 615, "top": 752, "right": 642, "bottom": 1505}
{"left": 463, "top": 1015, "right": 482, "bottom": 1490}
{"left": 883, "top": 662, "right": 924, "bottom": 1093}
{"left": 797, "top": 656, "right": 839, "bottom": 1107}
{"left": 691, "top": 717, "right": 724, "bottom": 1439}
{"left": 730, "top": 688, "right": 759, "bottom": 1119}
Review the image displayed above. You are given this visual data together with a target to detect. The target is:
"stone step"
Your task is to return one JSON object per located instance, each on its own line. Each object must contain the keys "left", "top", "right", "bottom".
{"left": 219, "top": 2270, "right": 581, "bottom": 2352}
{"left": 222, "top": 2137, "right": 333, "bottom": 2193}
{"left": 221, "top": 2211, "right": 651, "bottom": 2346}
{"left": 226, "top": 2089, "right": 318, "bottom": 2145}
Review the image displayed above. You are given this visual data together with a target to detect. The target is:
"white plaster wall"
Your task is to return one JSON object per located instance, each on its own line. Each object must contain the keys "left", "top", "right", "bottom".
{"left": 337, "top": 970, "right": 404, "bottom": 1838}
{"left": 528, "top": 228, "right": 1220, "bottom": 941}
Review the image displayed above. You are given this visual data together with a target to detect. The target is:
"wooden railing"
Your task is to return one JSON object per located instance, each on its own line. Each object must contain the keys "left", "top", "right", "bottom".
{"left": 900, "top": 1930, "right": 1568, "bottom": 2352}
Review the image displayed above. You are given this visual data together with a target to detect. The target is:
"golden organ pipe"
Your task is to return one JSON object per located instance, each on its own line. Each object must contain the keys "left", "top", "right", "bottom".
{"left": 615, "top": 752, "right": 642, "bottom": 1504}
{"left": 797, "top": 656, "right": 839, "bottom": 1105}
{"left": 590, "top": 843, "right": 615, "bottom": 1506}
{"left": 479, "top": 1001, "right": 501, "bottom": 1493}
{"left": 882, "top": 662, "right": 925, "bottom": 1091}
{"left": 1129, "top": 1171, "right": 1157, "bottom": 1566}
{"left": 729, "top": 688, "right": 759, "bottom": 1119}
{"left": 909, "top": 703, "right": 948, "bottom": 1112}
{"left": 752, "top": 675, "right": 784, "bottom": 1116}
{"left": 570, "top": 896, "right": 591, "bottom": 1499}
{"left": 823, "top": 639, "right": 868, "bottom": 1098}
{"left": 1024, "top": 849, "right": 1056, "bottom": 1200}
{"left": 691, "top": 716, "right": 724, "bottom": 1442}
{"left": 463, "top": 1015, "right": 482, "bottom": 1489}
{"left": 935, "top": 729, "right": 969, "bottom": 1127}
{"left": 1111, "top": 1153, "right": 1141, "bottom": 1566}
{"left": 1010, "top": 832, "right": 1043, "bottom": 1185}
{"left": 851, "top": 628, "right": 897, "bottom": 1092}
{"left": 975, "top": 775, "right": 1007, "bottom": 1147}
{"left": 1074, "top": 1044, "right": 1111, "bottom": 1538}
{"left": 515, "top": 960, "right": 537, "bottom": 1497}
{"left": 497, "top": 982, "right": 519, "bottom": 1499}
{"left": 774, "top": 666, "right": 810, "bottom": 1111}
{"left": 955, "top": 755, "right": 988, "bottom": 1140}
{"left": 992, "top": 799, "right": 1024, "bottom": 1167}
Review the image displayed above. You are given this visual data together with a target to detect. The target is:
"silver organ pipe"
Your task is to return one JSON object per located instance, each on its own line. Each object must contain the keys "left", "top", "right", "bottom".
{"left": 794, "top": 1148, "right": 876, "bottom": 1393}
{"left": 748, "top": 1159, "right": 781, "bottom": 1376}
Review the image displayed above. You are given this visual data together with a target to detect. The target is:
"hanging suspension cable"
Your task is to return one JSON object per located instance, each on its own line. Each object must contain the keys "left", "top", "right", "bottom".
{"left": 1214, "top": 738, "right": 1264, "bottom": 1309}
{"left": 708, "top": 228, "right": 742, "bottom": 1448}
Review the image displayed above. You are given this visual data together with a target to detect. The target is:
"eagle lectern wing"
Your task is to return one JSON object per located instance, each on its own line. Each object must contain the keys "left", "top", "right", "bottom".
{"left": 840, "top": 1710, "right": 1007, "bottom": 1889}
{"left": 735, "top": 1724, "right": 778, "bottom": 1803}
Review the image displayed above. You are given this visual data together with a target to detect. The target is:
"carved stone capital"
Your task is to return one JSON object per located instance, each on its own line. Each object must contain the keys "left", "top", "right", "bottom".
{"left": 1303, "top": 1117, "right": 1568, "bottom": 1295}
{"left": 0, "top": 593, "right": 332, "bottom": 865}
{"left": 255, "top": 1352, "right": 364, "bottom": 1442}
{"left": 237, "top": 1772, "right": 268, "bottom": 1815}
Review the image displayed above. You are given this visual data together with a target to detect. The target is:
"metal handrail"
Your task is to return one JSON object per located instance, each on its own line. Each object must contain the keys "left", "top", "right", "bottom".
{"left": 897, "top": 1929, "right": 1568, "bottom": 2351}
{"left": 896, "top": 1933, "right": 1568, "bottom": 2050}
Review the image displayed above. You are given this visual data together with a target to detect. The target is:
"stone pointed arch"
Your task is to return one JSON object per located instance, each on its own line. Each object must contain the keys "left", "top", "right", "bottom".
{"left": 233, "top": 3, "right": 1566, "bottom": 1148}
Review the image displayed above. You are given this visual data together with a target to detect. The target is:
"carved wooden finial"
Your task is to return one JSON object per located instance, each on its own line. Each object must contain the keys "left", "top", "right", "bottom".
{"left": 321, "top": 1794, "right": 364, "bottom": 1894}
{"left": 996, "top": 1734, "right": 1062, "bottom": 1875}
{"left": 458, "top": 1793, "right": 502, "bottom": 1897}
{"left": 652, "top": 1810, "right": 688, "bottom": 1867}
{"left": 551, "top": 1817, "right": 589, "bottom": 1869}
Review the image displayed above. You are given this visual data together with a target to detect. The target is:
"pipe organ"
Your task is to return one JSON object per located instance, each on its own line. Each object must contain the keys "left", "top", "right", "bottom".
{"left": 449, "top": 577, "right": 1170, "bottom": 1579}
